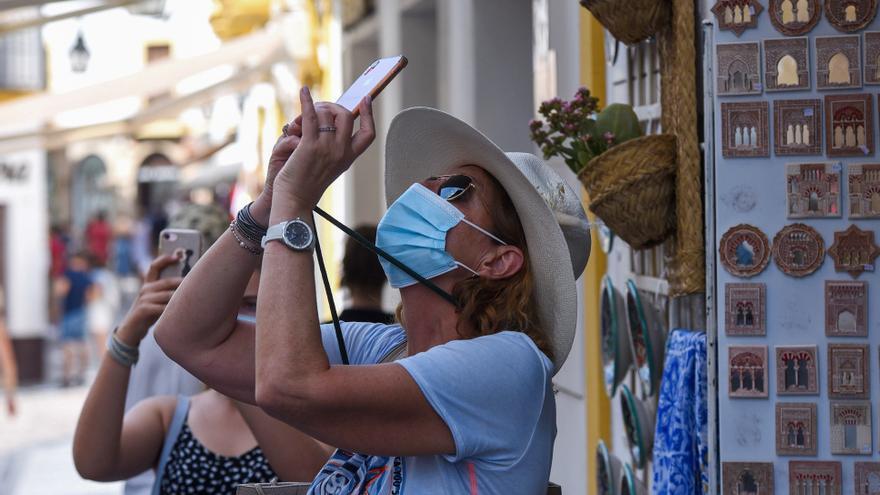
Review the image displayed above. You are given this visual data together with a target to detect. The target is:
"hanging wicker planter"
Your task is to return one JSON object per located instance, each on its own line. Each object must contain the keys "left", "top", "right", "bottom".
{"left": 578, "top": 134, "right": 677, "bottom": 250}
{"left": 578, "top": 0, "right": 671, "bottom": 45}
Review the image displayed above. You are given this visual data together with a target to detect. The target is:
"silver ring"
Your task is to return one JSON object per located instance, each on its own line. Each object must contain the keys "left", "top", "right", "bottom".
{"left": 281, "top": 123, "right": 290, "bottom": 136}
{"left": 318, "top": 126, "right": 337, "bottom": 133}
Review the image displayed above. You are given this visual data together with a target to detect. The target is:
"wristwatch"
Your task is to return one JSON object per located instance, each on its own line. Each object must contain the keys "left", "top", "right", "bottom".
{"left": 261, "top": 218, "right": 316, "bottom": 251}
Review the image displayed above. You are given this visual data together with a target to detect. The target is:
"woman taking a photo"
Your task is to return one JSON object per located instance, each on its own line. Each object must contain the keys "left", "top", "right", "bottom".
{"left": 155, "top": 88, "right": 590, "bottom": 494}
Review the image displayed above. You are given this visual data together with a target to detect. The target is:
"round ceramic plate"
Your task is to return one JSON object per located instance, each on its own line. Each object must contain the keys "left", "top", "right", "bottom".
{"left": 772, "top": 223, "right": 825, "bottom": 277}
{"left": 599, "top": 224, "right": 615, "bottom": 254}
{"left": 596, "top": 440, "right": 615, "bottom": 495}
{"left": 719, "top": 224, "right": 771, "bottom": 278}
{"left": 620, "top": 384, "right": 647, "bottom": 469}
{"left": 825, "top": 0, "right": 878, "bottom": 32}
{"left": 769, "top": 0, "right": 821, "bottom": 35}
{"left": 625, "top": 280, "right": 659, "bottom": 396}
{"left": 602, "top": 276, "right": 631, "bottom": 396}
{"left": 620, "top": 462, "right": 642, "bottom": 495}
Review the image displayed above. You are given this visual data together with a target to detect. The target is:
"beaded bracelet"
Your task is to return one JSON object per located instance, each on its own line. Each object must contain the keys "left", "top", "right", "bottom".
{"left": 230, "top": 221, "right": 263, "bottom": 255}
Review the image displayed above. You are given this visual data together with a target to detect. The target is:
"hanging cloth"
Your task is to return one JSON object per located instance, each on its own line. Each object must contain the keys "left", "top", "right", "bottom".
{"left": 651, "top": 329, "right": 708, "bottom": 495}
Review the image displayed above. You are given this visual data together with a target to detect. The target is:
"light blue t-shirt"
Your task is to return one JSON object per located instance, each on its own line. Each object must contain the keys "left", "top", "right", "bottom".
{"left": 310, "top": 322, "right": 556, "bottom": 495}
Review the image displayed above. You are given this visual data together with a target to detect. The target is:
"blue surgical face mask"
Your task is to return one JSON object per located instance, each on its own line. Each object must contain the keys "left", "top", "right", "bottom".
{"left": 376, "top": 183, "right": 507, "bottom": 289}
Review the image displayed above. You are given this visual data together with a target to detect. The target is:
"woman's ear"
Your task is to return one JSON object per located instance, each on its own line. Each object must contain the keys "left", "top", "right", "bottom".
{"left": 479, "top": 246, "right": 524, "bottom": 280}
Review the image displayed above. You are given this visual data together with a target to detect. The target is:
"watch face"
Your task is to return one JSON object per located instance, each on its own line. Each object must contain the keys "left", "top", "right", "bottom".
{"left": 283, "top": 221, "right": 313, "bottom": 249}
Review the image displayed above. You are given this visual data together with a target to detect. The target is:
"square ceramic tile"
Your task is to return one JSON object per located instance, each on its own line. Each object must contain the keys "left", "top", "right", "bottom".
{"left": 816, "top": 35, "right": 862, "bottom": 90}
{"left": 866, "top": 32, "right": 880, "bottom": 85}
{"left": 830, "top": 401, "right": 872, "bottom": 455}
{"left": 764, "top": 38, "right": 810, "bottom": 91}
{"left": 776, "top": 346, "right": 819, "bottom": 395}
{"left": 722, "top": 462, "right": 774, "bottom": 495}
{"left": 848, "top": 163, "right": 880, "bottom": 218}
{"left": 774, "top": 100, "right": 822, "bottom": 156}
{"left": 786, "top": 163, "right": 842, "bottom": 218}
{"left": 855, "top": 462, "right": 880, "bottom": 494}
{"left": 725, "top": 283, "right": 766, "bottom": 336}
{"left": 825, "top": 280, "right": 868, "bottom": 336}
{"left": 789, "top": 461, "right": 841, "bottom": 494}
{"left": 729, "top": 346, "right": 769, "bottom": 398}
{"left": 825, "top": 93, "right": 874, "bottom": 157}
{"left": 717, "top": 42, "right": 762, "bottom": 95}
{"left": 722, "top": 101, "right": 771, "bottom": 158}
{"left": 828, "top": 343, "right": 870, "bottom": 399}
{"left": 776, "top": 403, "right": 818, "bottom": 455}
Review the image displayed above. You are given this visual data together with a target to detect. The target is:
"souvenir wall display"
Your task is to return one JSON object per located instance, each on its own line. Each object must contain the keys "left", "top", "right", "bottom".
{"left": 825, "top": 93, "right": 874, "bottom": 157}
{"left": 827, "top": 224, "right": 880, "bottom": 277}
{"left": 713, "top": 0, "right": 765, "bottom": 36}
{"left": 764, "top": 38, "right": 811, "bottom": 91}
{"left": 721, "top": 101, "right": 771, "bottom": 157}
{"left": 596, "top": 440, "right": 623, "bottom": 495}
{"left": 775, "top": 402, "right": 818, "bottom": 455}
{"left": 729, "top": 345, "right": 769, "bottom": 398}
{"left": 717, "top": 42, "right": 763, "bottom": 95}
{"left": 786, "top": 164, "right": 841, "bottom": 218}
{"left": 771, "top": 223, "right": 826, "bottom": 276}
{"left": 620, "top": 463, "right": 648, "bottom": 495}
{"left": 828, "top": 343, "right": 870, "bottom": 398}
{"left": 776, "top": 345, "right": 819, "bottom": 395}
{"left": 866, "top": 32, "right": 880, "bottom": 84}
{"left": 624, "top": 280, "right": 666, "bottom": 396}
{"left": 789, "top": 461, "right": 842, "bottom": 494}
{"left": 829, "top": 401, "right": 872, "bottom": 455}
{"left": 725, "top": 283, "right": 766, "bottom": 335}
{"left": 854, "top": 462, "right": 880, "bottom": 494}
{"left": 722, "top": 462, "right": 774, "bottom": 495}
{"left": 815, "top": 36, "right": 863, "bottom": 89}
{"left": 824, "top": 0, "right": 878, "bottom": 32}
{"left": 848, "top": 163, "right": 880, "bottom": 218}
{"left": 619, "top": 384, "right": 656, "bottom": 469}
{"left": 825, "top": 280, "right": 868, "bottom": 336}
{"left": 719, "top": 224, "right": 772, "bottom": 277}
{"left": 774, "top": 99, "right": 823, "bottom": 155}
{"left": 601, "top": 276, "right": 632, "bottom": 396}
{"left": 769, "top": 0, "right": 822, "bottom": 35}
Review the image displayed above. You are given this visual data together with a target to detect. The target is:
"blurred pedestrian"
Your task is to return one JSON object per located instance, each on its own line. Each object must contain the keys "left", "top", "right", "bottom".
{"left": 112, "top": 217, "right": 141, "bottom": 323}
{"left": 85, "top": 212, "right": 113, "bottom": 267}
{"left": 49, "top": 224, "right": 69, "bottom": 279}
{"left": 0, "top": 283, "right": 17, "bottom": 416}
{"left": 88, "top": 254, "right": 121, "bottom": 359}
{"left": 338, "top": 224, "right": 393, "bottom": 324}
{"left": 55, "top": 252, "right": 94, "bottom": 387}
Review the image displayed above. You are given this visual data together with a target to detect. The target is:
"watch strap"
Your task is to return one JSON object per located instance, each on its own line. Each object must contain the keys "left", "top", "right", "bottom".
{"left": 261, "top": 222, "right": 286, "bottom": 249}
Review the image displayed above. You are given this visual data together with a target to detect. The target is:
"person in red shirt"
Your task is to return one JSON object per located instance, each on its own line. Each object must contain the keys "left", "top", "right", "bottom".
{"left": 85, "top": 212, "right": 112, "bottom": 267}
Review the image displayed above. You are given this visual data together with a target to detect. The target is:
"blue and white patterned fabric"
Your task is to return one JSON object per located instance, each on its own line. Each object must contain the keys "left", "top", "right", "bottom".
{"left": 651, "top": 329, "right": 708, "bottom": 495}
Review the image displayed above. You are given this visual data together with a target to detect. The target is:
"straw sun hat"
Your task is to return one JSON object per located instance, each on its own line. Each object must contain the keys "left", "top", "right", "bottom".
{"left": 385, "top": 107, "right": 591, "bottom": 374}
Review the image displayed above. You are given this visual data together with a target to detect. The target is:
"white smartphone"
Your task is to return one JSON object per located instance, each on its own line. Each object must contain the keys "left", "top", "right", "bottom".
{"left": 336, "top": 55, "right": 408, "bottom": 117}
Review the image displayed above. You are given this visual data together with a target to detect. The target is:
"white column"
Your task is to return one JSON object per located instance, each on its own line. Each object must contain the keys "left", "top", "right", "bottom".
{"left": 437, "top": 0, "right": 476, "bottom": 124}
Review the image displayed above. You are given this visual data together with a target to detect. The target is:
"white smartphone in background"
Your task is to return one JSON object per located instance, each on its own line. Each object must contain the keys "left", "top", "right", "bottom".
{"left": 336, "top": 55, "right": 408, "bottom": 117}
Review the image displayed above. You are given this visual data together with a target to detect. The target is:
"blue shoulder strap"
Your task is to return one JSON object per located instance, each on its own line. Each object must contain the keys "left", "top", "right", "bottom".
{"left": 151, "top": 395, "right": 191, "bottom": 495}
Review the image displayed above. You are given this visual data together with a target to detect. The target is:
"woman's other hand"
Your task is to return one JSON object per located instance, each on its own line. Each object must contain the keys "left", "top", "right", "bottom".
{"left": 252, "top": 116, "right": 304, "bottom": 224}
{"left": 115, "top": 255, "right": 183, "bottom": 347}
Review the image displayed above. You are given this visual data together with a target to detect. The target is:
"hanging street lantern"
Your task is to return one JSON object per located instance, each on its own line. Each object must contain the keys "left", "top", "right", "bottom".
{"left": 69, "top": 30, "right": 90, "bottom": 73}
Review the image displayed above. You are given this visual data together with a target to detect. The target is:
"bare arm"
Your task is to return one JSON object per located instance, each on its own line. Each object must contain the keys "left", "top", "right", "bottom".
{"left": 0, "top": 319, "right": 17, "bottom": 416}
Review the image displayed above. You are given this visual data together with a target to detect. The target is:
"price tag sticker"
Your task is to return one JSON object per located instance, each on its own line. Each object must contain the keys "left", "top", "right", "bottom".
{"left": 804, "top": 108, "right": 813, "bottom": 117}
{"left": 860, "top": 145, "right": 870, "bottom": 154}
{"left": 749, "top": 6, "right": 756, "bottom": 14}
{"left": 864, "top": 264, "right": 875, "bottom": 272}
{"left": 754, "top": 83, "right": 763, "bottom": 90}
{"left": 832, "top": 162, "right": 843, "bottom": 173}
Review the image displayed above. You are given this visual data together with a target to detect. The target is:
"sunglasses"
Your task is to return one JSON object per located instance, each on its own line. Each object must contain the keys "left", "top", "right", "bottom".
{"left": 429, "top": 174, "right": 477, "bottom": 202}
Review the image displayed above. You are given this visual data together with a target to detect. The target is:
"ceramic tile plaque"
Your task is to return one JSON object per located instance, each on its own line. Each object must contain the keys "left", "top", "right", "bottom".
{"left": 825, "top": 93, "right": 874, "bottom": 157}
{"left": 725, "top": 283, "right": 766, "bottom": 336}
{"left": 848, "top": 163, "right": 880, "bottom": 218}
{"left": 828, "top": 343, "right": 870, "bottom": 399}
{"left": 866, "top": 32, "right": 880, "bottom": 84}
{"left": 764, "top": 38, "right": 810, "bottom": 91}
{"left": 825, "top": 0, "right": 879, "bottom": 32}
{"left": 827, "top": 224, "right": 880, "bottom": 277}
{"left": 790, "top": 461, "right": 842, "bottom": 494}
{"left": 855, "top": 463, "right": 880, "bottom": 494}
{"left": 729, "top": 346, "right": 769, "bottom": 398}
{"left": 776, "top": 345, "right": 819, "bottom": 395}
{"left": 721, "top": 101, "right": 770, "bottom": 158}
{"left": 769, "top": 0, "right": 821, "bottom": 35}
{"left": 771, "top": 223, "right": 826, "bottom": 277}
{"left": 816, "top": 36, "right": 863, "bottom": 89}
{"left": 775, "top": 100, "right": 822, "bottom": 156}
{"left": 776, "top": 403, "right": 817, "bottom": 455}
{"left": 722, "top": 462, "right": 774, "bottom": 495}
{"left": 830, "top": 401, "right": 872, "bottom": 455}
{"left": 719, "top": 224, "right": 772, "bottom": 278}
{"left": 713, "top": 0, "right": 764, "bottom": 36}
{"left": 825, "top": 280, "right": 868, "bottom": 336}
{"left": 717, "top": 42, "right": 762, "bottom": 95}
{"left": 786, "top": 164, "right": 841, "bottom": 218}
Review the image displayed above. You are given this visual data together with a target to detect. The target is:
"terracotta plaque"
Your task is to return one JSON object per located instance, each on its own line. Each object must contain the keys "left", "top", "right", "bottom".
{"left": 786, "top": 164, "right": 841, "bottom": 218}
{"left": 855, "top": 462, "right": 880, "bottom": 494}
{"left": 827, "top": 224, "right": 880, "bottom": 277}
{"left": 721, "top": 101, "right": 770, "bottom": 158}
{"left": 825, "top": 280, "right": 868, "bottom": 336}
{"left": 816, "top": 36, "right": 863, "bottom": 89}
{"left": 769, "top": 0, "right": 821, "bottom": 35}
{"left": 776, "top": 345, "right": 819, "bottom": 395}
{"left": 825, "top": 93, "right": 874, "bottom": 157}
{"left": 789, "top": 461, "right": 842, "bottom": 494}
{"left": 717, "top": 42, "right": 762, "bottom": 95}
{"left": 828, "top": 343, "right": 870, "bottom": 399}
{"left": 866, "top": 32, "right": 880, "bottom": 84}
{"left": 830, "top": 401, "right": 872, "bottom": 455}
{"left": 825, "top": 0, "right": 878, "bottom": 32}
{"left": 848, "top": 163, "right": 880, "bottom": 218}
{"left": 763, "top": 38, "right": 810, "bottom": 91}
{"left": 776, "top": 403, "right": 817, "bottom": 455}
{"left": 719, "top": 224, "right": 771, "bottom": 278}
{"left": 729, "top": 346, "right": 768, "bottom": 398}
{"left": 771, "top": 223, "right": 826, "bottom": 277}
{"left": 774, "top": 99, "right": 822, "bottom": 155}
{"left": 722, "top": 462, "right": 774, "bottom": 495}
{"left": 712, "top": 0, "right": 764, "bottom": 36}
{"left": 725, "top": 283, "right": 766, "bottom": 336}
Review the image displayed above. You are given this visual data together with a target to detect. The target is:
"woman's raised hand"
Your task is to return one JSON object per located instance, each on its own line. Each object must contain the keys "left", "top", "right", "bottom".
{"left": 115, "top": 255, "right": 183, "bottom": 347}
{"left": 272, "top": 87, "right": 375, "bottom": 210}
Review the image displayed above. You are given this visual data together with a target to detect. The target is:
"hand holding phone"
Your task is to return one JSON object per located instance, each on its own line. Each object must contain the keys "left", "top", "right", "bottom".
{"left": 158, "top": 229, "right": 203, "bottom": 279}
{"left": 336, "top": 55, "right": 407, "bottom": 117}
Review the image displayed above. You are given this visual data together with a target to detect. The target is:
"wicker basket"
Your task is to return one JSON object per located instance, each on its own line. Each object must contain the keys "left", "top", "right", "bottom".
{"left": 578, "top": 134, "right": 677, "bottom": 250}
{"left": 579, "top": 0, "right": 670, "bottom": 45}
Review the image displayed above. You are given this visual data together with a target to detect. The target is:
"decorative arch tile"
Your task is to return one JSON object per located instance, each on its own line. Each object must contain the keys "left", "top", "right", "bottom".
{"left": 866, "top": 32, "right": 880, "bottom": 84}
{"left": 776, "top": 345, "right": 819, "bottom": 395}
{"left": 769, "top": 0, "right": 821, "bottom": 35}
{"left": 719, "top": 224, "right": 771, "bottom": 277}
{"left": 828, "top": 343, "right": 870, "bottom": 399}
{"left": 712, "top": 0, "right": 764, "bottom": 36}
{"left": 722, "top": 462, "right": 774, "bottom": 495}
{"left": 825, "top": 280, "right": 867, "bottom": 336}
{"left": 772, "top": 223, "right": 826, "bottom": 277}
{"left": 854, "top": 463, "right": 880, "bottom": 494}
{"left": 721, "top": 101, "right": 770, "bottom": 158}
{"left": 786, "top": 164, "right": 841, "bottom": 218}
{"left": 776, "top": 403, "right": 817, "bottom": 455}
{"left": 717, "top": 42, "right": 762, "bottom": 95}
{"left": 825, "top": 0, "right": 878, "bottom": 33}
{"left": 824, "top": 93, "right": 874, "bottom": 157}
{"left": 828, "top": 224, "right": 880, "bottom": 277}
{"left": 789, "top": 462, "right": 841, "bottom": 495}
{"left": 848, "top": 163, "right": 880, "bottom": 218}
{"left": 729, "top": 346, "right": 769, "bottom": 398}
{"left": 763, "top": 38, "right": 810, "bottom": 91}
{"left": 725, "top": 283, "right": 766, "bottom": 336}
{"left": 815, "top": 35, "right": 863, "bottom": 89}
{"left": 774, "top": 100, "right": 822, "bottom": 155}
{"left": 830, "top": 401, "right": 872, "bottom": 455}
